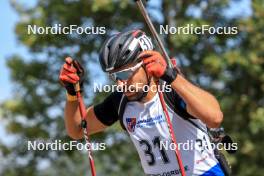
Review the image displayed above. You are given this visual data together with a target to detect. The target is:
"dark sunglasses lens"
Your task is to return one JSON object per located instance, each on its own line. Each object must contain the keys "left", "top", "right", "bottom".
{"left": 115, "top": 71, "right": 133, "bottom": 81}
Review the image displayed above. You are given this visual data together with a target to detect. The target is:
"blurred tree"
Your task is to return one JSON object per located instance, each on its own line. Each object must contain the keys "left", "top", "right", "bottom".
{"left": 0, "top": 0, "right": 263, "bottom": 176}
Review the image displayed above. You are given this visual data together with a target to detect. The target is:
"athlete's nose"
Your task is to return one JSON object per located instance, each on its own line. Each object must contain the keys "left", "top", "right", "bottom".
{"left": 116, "top": 79, "right": 128, "bottom": 92}
{"left": 117, "top": 79, "right": 127, "bottom": 86}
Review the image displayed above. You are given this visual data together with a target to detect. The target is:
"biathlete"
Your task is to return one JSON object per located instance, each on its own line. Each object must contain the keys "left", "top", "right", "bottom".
{"left": 59, "top": 29, "right": 225, "bottom": 176}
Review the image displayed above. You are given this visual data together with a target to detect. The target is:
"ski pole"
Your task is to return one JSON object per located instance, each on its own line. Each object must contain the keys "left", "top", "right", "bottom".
{"left": 135, "top": 0, "right": 186, "bottom": 175}
{"left": 74, "top": 83, "right": 97, "bottom": 176}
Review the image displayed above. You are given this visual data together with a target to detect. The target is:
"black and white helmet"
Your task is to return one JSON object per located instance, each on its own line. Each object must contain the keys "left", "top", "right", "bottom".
{"left": 99, "top": 29, "right": 154, "bottom": 72}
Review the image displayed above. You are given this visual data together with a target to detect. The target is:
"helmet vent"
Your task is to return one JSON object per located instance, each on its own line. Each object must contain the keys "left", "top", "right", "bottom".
{"left": 124, "top": 50, "right": 130, "bottom": 56}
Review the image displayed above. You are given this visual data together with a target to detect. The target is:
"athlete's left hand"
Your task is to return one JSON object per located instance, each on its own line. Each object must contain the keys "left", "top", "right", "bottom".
{"left": 139, "top": 50, "right": 178, "bottom": 84}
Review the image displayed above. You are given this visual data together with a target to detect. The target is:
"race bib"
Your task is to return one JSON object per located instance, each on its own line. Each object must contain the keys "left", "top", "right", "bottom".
{"left": 138, "top": 34, "right": 154, "bottom": 51}
{"left": 128, "top": 34, "right": 154, "bottom": 51}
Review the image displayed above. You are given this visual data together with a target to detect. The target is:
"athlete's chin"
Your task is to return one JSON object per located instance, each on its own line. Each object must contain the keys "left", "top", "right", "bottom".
{"left": 125, "top": 92, "right": 139, "bottom": 100}
{"left": 124, "top": 92, "right": 136, "bottom": 97}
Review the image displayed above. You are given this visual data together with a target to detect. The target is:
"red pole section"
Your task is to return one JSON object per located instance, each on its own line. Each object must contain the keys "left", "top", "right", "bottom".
{"left": 157, "top": 82, "right": 186, "bottom": 176}
{"left": 75, "top": 83, "right": 97, "bottom": 176}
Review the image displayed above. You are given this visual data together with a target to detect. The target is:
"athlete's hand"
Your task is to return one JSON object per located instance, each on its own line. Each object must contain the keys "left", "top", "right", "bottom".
{"left": 139, "top": 50, "right": 178, "bottom": 84}
{"left": 59, "top": 57, "right": 85, "bottom": 95}
{"left": 139, "top": 50, "right": 167, "bottom": 78}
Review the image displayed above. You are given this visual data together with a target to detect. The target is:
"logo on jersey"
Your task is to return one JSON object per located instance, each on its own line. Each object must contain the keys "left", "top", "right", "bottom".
{"left": 126, "top": 117, "right": 137, "bottom": 132}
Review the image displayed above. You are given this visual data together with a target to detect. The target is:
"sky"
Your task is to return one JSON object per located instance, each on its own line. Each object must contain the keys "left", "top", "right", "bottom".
{"left": 0, "top": 0, "right": 37, "bottom": 145}
{"left": 0, "top": 0, "right": 36, "bottom": 102}
{"left": 0, "top": 0, "right": 18, "bottom": 101}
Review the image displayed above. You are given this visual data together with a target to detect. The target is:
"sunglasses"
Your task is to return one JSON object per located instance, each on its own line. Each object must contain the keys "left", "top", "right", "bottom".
{"left": 109, "top": 61, "right": 143, "bottom": 81}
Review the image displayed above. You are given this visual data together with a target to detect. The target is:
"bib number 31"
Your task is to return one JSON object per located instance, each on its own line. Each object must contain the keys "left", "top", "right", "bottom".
{"left": 139, "top": 136, "right": 170, "bottom": 166}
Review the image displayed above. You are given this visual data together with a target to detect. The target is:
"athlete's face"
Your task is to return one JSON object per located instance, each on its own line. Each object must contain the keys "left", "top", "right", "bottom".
{"left": 113, "top": 65, "right": 149, "bottom": 100}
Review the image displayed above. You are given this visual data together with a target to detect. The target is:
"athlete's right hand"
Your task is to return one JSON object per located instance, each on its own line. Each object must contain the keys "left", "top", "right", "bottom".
{"left": 59, "top": 57, "right": 85, "bottom": 95}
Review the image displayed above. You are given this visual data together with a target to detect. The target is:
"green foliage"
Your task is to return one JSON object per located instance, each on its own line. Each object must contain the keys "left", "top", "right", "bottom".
{"left": 1, "top": 0, "right": 263, "bottom": 175}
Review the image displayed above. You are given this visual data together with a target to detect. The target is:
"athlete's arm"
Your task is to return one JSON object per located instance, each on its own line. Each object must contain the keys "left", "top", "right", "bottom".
{"left": 64, "top": 102, "right": 107, "bottom": 139}
{"left": 170, "top": 75, "right": 223, "bottom": 128}
{"left": 140, "top": 50, "right": 223, "bottom": 128}
{"left": 64, "top": 90, "right": 122, "bottom": 139}
{"left": 59, "top": 57, "right": 115, "bottom": 140}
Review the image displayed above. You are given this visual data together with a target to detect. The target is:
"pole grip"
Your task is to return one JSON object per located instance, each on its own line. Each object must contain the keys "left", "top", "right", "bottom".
{"left": 74, "top": 83, "right": 81, "bottom": 92}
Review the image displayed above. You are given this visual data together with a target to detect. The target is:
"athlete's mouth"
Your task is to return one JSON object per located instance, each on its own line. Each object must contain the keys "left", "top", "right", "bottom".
{"left": 124, "top": 91, "right": 136, "bottom": 97}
